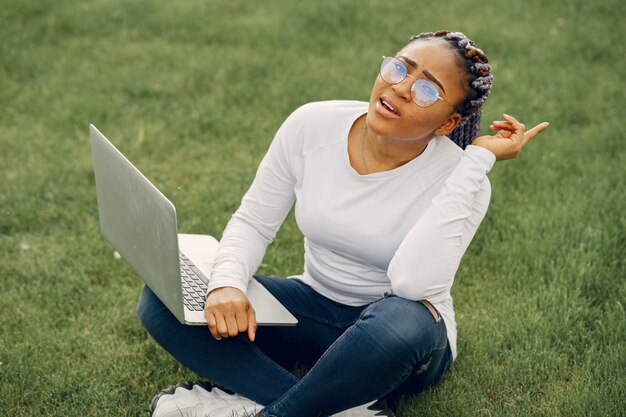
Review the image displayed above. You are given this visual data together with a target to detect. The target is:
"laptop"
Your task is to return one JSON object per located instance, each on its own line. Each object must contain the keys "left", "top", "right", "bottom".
{"left": 89, "top": 124, "right": 298, "bottom": 327}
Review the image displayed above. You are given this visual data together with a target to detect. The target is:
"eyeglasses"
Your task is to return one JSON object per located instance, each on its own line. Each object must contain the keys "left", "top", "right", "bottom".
{"left": 379, "top": 56, "right": 454, "bottom": 109}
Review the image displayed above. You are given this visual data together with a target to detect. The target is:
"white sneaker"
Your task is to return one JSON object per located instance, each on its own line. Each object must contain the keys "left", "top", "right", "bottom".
{"left": 331, "top": 399, "right": 396, "bottom": 417}
{"left": 150, "top": 381, "right": 263, "bottom": 417}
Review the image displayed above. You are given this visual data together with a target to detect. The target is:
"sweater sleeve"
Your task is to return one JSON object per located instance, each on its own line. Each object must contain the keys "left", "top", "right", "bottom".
{"left": 386, "top": 144, "right": 496, "bottom": 303}
{"left": 205, "top": 113, "right": 298, "bottom": 297}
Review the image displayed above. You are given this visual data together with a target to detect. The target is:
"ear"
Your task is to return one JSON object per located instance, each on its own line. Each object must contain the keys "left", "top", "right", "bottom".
{"left": 435, "top": 111, "right": 463, "bottom": 136}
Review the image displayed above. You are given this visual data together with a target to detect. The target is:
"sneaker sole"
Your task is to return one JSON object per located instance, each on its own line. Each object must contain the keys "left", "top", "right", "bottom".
{"left": 148, "top": 380, "right": 237, "bottom": 416}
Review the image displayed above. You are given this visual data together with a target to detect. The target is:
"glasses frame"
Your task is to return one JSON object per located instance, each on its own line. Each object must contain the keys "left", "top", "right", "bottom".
{"left": 379, "top": 55, "right": 455, "bottom": 109}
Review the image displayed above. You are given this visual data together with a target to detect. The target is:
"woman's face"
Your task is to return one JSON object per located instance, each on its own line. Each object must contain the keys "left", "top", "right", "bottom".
{"left": 366, "top": 40, "right": 467, "bottom": 143}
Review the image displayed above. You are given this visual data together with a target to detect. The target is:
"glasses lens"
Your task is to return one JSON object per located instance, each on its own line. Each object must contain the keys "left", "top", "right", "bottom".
{"left": 411, "top": 79, "right": 439, "bottom": 107}
{"left": 380, "top": 57, "right": 406, "bottom": 84}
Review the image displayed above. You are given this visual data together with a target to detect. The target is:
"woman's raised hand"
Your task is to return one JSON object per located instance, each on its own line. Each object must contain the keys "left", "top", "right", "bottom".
{"left": 471, "top": 113, "right": 550, "bottom": 161}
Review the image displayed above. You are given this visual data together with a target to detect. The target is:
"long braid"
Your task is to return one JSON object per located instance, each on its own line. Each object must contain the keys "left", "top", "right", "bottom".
{"left": 408, "top": 30, "right": 494, "bottom": 149}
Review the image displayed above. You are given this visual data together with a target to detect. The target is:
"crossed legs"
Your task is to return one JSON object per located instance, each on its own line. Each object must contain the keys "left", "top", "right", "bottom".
{"left": 137, "top": 275, "right": 452, "bottom": 416}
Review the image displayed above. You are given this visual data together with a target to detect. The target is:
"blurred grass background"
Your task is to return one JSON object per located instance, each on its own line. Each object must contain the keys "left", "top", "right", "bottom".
{"left": 1, "top": 0, "right": 624, "bottom": 415}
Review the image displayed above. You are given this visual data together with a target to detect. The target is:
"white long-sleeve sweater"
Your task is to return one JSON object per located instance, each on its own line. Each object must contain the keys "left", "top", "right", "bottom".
{"left": 205, "top": 100, "right": 496, "bottom": 362}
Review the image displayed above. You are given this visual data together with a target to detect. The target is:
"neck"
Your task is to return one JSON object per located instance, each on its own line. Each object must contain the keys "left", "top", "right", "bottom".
{"left": 362, "top": 122, "right": 434, "bottom": 170}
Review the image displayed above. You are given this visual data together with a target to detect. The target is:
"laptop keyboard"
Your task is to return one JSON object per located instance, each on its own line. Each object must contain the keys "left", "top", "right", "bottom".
{"left": 180, "top": 252, "right": 209, "bottom": 312}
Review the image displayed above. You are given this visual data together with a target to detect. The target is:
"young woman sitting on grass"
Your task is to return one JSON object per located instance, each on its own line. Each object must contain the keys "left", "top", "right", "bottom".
{"left": 137, "top": 29, "right": 550, "bottom": 417}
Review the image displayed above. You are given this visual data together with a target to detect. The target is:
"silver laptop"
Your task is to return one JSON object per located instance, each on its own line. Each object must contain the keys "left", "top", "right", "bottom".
{"left": 89, "top": 124, "right": 298, "bottom": 327}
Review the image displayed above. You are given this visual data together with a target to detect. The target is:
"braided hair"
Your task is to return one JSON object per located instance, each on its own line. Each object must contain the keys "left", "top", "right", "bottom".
{"left": 407, "top": 30, "right": 494, "bottom": 149}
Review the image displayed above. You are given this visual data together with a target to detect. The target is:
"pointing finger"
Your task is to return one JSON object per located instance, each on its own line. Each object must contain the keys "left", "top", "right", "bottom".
{"left": 522, "top": 122, "right": 550, "bottom": 147}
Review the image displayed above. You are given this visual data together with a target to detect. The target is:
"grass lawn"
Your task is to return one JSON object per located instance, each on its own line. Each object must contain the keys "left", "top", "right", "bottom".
{"left": 1, "top": 0, "right": 624, "bottom": 415}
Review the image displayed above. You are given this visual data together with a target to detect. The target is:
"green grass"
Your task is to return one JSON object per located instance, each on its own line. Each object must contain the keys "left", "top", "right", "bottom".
{"left": 1, "top": 0, "right": 624, "bottom": 415}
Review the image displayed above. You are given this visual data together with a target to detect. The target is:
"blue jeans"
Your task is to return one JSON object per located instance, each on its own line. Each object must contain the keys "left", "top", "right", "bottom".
{"left": 137, "top": 275, "right": 453, "bottom": 417}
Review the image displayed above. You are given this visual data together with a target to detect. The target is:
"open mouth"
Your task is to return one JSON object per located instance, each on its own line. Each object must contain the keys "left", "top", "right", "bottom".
{"left": 379, "top": 98, "right": 399, "bottom": 115}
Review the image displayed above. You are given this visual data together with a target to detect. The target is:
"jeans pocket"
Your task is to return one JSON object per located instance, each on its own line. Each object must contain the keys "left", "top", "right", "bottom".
{"left": 418, "top": 299, "right": 442, "bottom": 322}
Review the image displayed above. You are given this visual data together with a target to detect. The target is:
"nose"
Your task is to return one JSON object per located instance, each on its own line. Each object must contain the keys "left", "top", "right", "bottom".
{"left": 391, "top": 76, "right": 414, "bottom": 103}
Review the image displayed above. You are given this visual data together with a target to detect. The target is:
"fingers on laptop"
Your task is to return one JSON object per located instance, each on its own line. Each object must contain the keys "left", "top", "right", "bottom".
{"left": 206, "top": 308, "right": 256, "bottom": 341}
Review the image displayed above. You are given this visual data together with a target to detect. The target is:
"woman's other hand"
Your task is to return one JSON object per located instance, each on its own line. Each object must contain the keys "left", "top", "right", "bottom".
{"left": 204, "top": 287, "right": 257, "bottom": 342}
{"left": 472, "top": 113, "right": 550, "bottom": 161}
